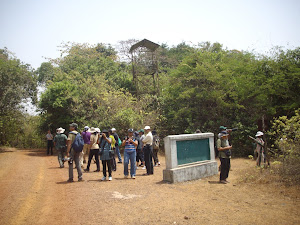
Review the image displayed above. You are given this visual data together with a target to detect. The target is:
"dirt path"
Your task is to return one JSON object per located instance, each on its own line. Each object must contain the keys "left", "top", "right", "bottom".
{"left": 0, "top": 147, "right": 299, "bottom": 225}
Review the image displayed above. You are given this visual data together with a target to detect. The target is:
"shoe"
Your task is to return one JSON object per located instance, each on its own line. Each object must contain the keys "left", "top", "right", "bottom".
{"left": 124, "top": 175, "right": 128, "bottom": 179}
{"left": 67, "top": 179, "right": 74, "bottom": 182}
{"left": 220, "top": 180, "right": 227, "bottom": 184}
{"left": 94, "top": 170, "right": 100, "bottom": 172}
{"left": 131, "top": 176, "right": 136, "bottom": 179}
{"left": 109, "top": 177, "right": 112, "bottom": 181}
{"left": 142, "top": 166, "right": 146, "bottom": 170}
{"left": 158, "top": 162, "right": 161, "bottom": 166}
{"left": 60, "top": 165, "right": 64, "bottom": 168}
{"left": 154, "top": 164, "right": 158, "bottom": 167}
{"left": 143, "top": 173, "right": 149, "bottom": 176}
{"left": 101, "top": 177, "right": 106, "bottom": 181}
{"left": 139, "top": 163, "right": 144, "bottom": 167}
{"left": 83, "top": 160, "right": 86, "bottom": 163}
{"left": 78, "top": 178, "right": 83, "bottom": 182}
{"left": 225, "top": 180, "right": 230, "bottom": 183}
{"left": 84, "top": 169, "right": 89, "bottom": 172}
{"left": 118, "top": 161, "right": 122, "bottom": 164}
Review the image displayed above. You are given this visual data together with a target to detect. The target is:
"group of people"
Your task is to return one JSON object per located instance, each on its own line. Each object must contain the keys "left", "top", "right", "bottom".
{"left": 217, "top": 125, "right": 266, "bottom": 184}
{"left": 50, "top": 123, "right": 160, "bottom": 182}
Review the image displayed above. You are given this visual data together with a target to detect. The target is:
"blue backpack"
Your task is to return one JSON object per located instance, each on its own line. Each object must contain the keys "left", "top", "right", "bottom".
{"left": 70, "top": 132, "right": 84, "bottom": 152}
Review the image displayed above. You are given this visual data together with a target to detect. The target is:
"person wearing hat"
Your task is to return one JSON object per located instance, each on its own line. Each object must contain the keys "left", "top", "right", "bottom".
{"left": 136, "top": 129, "right": 145, "bottom": 168}
{"left": 99, "top": 129, "right": 113, "bottom": 181}
{"left": 217, "top": 131, "right": 232, "bottom": 184}
{"left": 111, "top": 128, "right": 122, "bottom": 164}
{"left": 122, "top": 128, "right": 138, "bottom": 179}
{"left": 108, "top": 129, "right": 117, "bottom": 171}
{"left": 53, "top": 127, "right": 67, "bottom": 168}
{"left": 255, "top": 131, "right": 265, "bottom": 167}
{"left": 81, "top": 126, "right": 91, "bottom": 165}
{"left": 142, "top": 126, "right": 154, "bottom": 175}
{"left": 66, "top": 122, "right": 83, "bottom": 182}
{"left": 84, "top": 127, "right": 100, "bottom": 172}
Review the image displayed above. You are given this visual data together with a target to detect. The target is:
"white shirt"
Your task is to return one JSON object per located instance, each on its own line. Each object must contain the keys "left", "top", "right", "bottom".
{"left": 142, "top": 132, "right": 153, "bottom": 145}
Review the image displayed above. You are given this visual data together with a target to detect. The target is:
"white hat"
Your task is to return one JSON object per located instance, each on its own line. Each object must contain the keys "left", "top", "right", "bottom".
{"left": 89, "top": 127, "right": 96, "bottom": 133}
{"left": 95, "top": 128, "right": 101, "bottom": 133}
{"left": 57, "top": 127, "right": 65, "bottom": 134}
{"left": 111, "top": 128, "right": 116, "bottom": 132}
{"left": 144, "top": 126, "right": 151, "bottom": 130}
{"left": 255, "top": 131, "right": 264, "bottom": 137}
{"left": 84, "top": 126, "right": 89, "bottom": 130}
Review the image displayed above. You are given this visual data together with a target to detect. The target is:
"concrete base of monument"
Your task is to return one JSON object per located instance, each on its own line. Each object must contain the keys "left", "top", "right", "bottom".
{"left": 163, "top": 160, "right": 218, "bottom": 183}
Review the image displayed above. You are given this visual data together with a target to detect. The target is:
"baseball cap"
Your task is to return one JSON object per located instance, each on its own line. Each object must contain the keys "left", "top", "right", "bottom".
{"left": 219, "top": 126, "right": 227, "bottom": 130}
{"left": 128, "top": 128, "right": 134, "bottom": 133}
{"left": 111, "top": 128, "right": 116, "bottom": 132}
{"left": 144, "top": 126, "right": 151, "bottom": 130}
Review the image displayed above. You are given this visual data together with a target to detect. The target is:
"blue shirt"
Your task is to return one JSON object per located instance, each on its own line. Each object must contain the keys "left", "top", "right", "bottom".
{"left": 124, "top": 138, "right": 136, "bottom": 152}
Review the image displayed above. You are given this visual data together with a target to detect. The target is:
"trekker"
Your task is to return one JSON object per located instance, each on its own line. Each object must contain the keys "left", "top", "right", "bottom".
{"left": 81, "top": 126, "right": 91, "bottom": 165}
{"left": 142, "top": 126, "right": 154, "bottom": 175}
{"left": 53, "top": 127, "right": 67, "bottom": 168}
{"left": 152, "top": 130, "right": 160, "bottom": 166}
{"left": 217, "top": 131, "right": 232, "bottom": 184}
{"left": 255, "top": 131, "right": 265, "bottom": 167}
{"left": 111, "top": 128, "right": 122, "bottom": 163}
{"left": 84, "top": 127, "right": 100, "bottom": 172}
{"left": 66, "top": 123, "right": 83, "bottom": 182}
{"left": 108, "top": 129, "right": 117, "bottom": 171}
{"left": 46, "top": 130, "right": 54, "bottom": 155}
{"left": 122, "top": 128, "right": 138, "bottom": 179}
{"left": 99, "top": 130, "right": 113, "bottom": 181}
{"left": 136, "top": 129, "right": 145, "bottom": 168}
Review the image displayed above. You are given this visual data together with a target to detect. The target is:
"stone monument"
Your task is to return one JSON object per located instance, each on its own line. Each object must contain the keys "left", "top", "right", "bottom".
{"left": 163, "top": 133, "right": 218, "bottom": 183}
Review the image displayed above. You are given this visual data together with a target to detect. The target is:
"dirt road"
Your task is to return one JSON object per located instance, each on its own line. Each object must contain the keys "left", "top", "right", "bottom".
{"left": 0, "top": 148, "right": 299, "bottom": 225}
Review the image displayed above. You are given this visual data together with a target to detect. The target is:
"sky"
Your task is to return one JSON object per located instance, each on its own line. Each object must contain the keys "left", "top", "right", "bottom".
{"left": 0, "top": 0, "right": 300, "bottom": 69}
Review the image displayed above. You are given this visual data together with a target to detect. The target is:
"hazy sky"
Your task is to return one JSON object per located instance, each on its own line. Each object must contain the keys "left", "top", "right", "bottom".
{"left": 1, "top": 0, "right": 300, "bottom": 69}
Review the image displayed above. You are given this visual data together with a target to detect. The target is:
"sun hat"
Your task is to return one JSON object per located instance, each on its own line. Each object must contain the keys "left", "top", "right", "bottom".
{"left": 57, "top": 127, "right": 65, "bottom": 134}
{"left": 255, "top": 131, "right": 264, "bottom": 137}
{"left": 138, "top": 129, "right": 144, "bottom": 133}
{"left": 89, "top": 127, "right": 97, "bottom": 133}
{"left": 111, "top": 128, "right": 116, "bottom": 132}
{"left": 102, "top": 129, "right": 109, "bottom": 133}
{"left": 144, "top": 126, "right": 151, "bottom": 130}
{"left": 95, "top": 128, "right": 101, "bottom": 133}
{"left": 84, "top": 126, "right": 89, "bottom": 130}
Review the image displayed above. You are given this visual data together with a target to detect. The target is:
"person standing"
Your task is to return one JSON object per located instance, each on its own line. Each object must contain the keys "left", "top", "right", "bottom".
{"left": 53, "top": 127, "right": 67, "bottom": 168}
{"left": 108, "top": 129, "right": 117, "bottom": 171}
{"left": 255, "top": 131, "right": 265, "bottom": 167}
{"left": 152, "top": 130, "right": 160, "bottom": 166}
{"left": 84, "top": 127, "right": 100, "bottom": 172}
{"left": 136, "top": 129, "right": 145, "bottom": 168}
{"left": 66, "top": 123, "right": 83, "bottom": 182}
{"left": 46, "top": 130, "right": 54, "bottom": 155}
{"left": 111, "top": 128, "right": 122, "bottom": 163}
{"left": 142, "top": 126, "right": 154, "bottom": 175}
{"left": 81, "top": 126, "right": 91, "bottom": 165}
{"left": 99, "top": 130, "right": 113, "bottom": 181}
{"left": 122, "top": 128, "right": 138, "bottom": 179}
{"left": 217, "top": 131, "right": 232, "bottom": 184}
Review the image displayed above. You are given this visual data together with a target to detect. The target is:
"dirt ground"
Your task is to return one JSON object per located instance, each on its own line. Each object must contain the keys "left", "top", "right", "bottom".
{"left": 0, "top": 147, "right": 299, "bottom": 225}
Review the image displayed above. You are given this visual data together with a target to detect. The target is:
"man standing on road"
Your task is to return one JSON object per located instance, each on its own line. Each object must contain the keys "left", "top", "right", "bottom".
{"left": 142, "top": 126, "right": 154, "bottom": 175}
{"left": 53, "top": 127, "right": 67, "bottom": 168}
{"left": 66, "top": 123, "right": 83, "bottom": 182}
{"left": 217, "top": 131, "right": 232, "bottom": 184}
{"left": 81, "top": 126, "right": 91, "bottom": 165}
{"left": 46, "top": 130, "right": 54, "bottom": 155}
{"left": 122, "top": 128, "right": 138, "bottom": 179}
{"left": 112, "top": 128, "right": 122, "bottom": 164}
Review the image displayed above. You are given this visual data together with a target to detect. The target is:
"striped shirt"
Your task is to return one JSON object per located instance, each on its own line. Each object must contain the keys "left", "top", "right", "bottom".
{"left": 124, "top": 138, "right": 136, "bottom": 152}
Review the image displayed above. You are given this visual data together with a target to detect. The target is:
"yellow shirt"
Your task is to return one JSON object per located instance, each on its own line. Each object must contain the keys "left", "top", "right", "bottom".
{"left": 110, "top": 135, "right": 116, "bottom": 148}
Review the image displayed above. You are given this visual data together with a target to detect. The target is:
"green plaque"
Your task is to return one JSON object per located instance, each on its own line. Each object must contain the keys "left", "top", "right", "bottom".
{"left": 176, "top": 138, "right": 210, "bottom": 165}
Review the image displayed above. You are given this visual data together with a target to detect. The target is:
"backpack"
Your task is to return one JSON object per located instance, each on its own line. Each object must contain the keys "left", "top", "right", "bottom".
{"left": 118, "top": 137, "right": 122, "bottom": 146}
{"left": 153, "top": 136, "right": 160, "bottom": 150}
{"left": 70, "top": 132, "right": 84, "bottom": 152}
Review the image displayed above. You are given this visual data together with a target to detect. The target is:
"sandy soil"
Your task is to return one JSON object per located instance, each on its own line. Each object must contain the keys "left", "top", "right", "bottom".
{"left": 0, "top": 147, "right": 299, "bottom": 225}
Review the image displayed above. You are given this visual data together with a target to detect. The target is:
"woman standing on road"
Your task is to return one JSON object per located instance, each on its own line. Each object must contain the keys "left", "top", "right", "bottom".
{"left": 99, "top": 130, "right": 113, "bottom": 181}
{"left": 84, "top": 127, "right": 100, "bottom": 172}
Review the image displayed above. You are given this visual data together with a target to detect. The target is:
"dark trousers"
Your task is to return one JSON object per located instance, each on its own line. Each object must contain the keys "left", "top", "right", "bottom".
{"left": 102, "top": 160, "right": 112, "bottom": 177}
{"left": 220, "top": 157, "right": 230, "bottom": 181}
{"left": 47, "top": 140, "right": 53, "bottom": 155}
{"left": 153, "top": 148, "right": 159, "bottom": 165}
{"left": 87, "top": 149, "right": 100, "bottom": 171}
{"left": 136, "top": 148, "right": 144, "bottom": 163}
{"left": 144, "top": 145, "right": 153, "bottom": 175}
{"left": 111, "top": 155, "right": 116, "bottom": 171}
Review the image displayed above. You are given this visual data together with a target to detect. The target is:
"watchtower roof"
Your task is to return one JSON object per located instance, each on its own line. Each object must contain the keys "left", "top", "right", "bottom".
{"left": 129, "top": 39, "right": 160, "bottom": 53}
